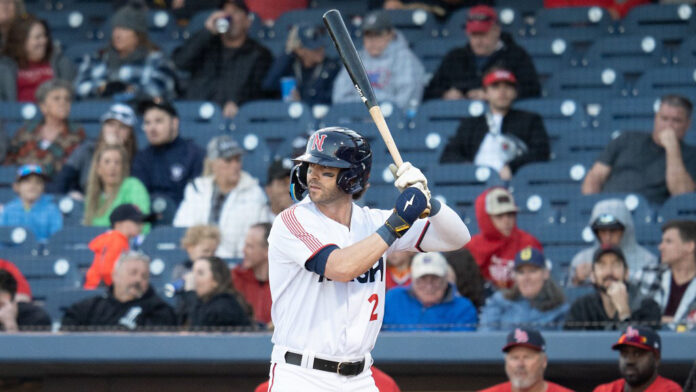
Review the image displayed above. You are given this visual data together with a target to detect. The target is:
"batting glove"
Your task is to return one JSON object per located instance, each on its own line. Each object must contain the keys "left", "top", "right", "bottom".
{"left": 376, "top": 187, "right": 428, "bottom": 245}
{"left": 389, "top": 162, "right": 431, "bottom": 214}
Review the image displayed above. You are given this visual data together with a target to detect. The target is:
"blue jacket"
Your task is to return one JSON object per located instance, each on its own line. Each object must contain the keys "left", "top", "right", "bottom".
{"left": 383, "top": 284, "right": 477, "bottom": 331}
{"left": 0, "top": 194, "right": 63, "bottom": 241}
{"left": 478, "top": 282, "right": 569, "bottom": 331}
{"left": 131, "top": 136, "right": 204, "bottom": 205}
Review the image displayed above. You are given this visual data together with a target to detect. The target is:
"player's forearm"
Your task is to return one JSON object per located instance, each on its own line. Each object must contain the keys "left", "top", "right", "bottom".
{"left": 324, "top": 234, "right": 389, "bottom": 282}
{"left": 419, "top": 202, "right": 470, "bottom": 251}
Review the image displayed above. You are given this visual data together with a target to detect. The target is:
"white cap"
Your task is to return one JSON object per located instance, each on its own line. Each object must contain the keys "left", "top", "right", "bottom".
{"left": 411, "top": 252, "right": 448, "bottom": 280}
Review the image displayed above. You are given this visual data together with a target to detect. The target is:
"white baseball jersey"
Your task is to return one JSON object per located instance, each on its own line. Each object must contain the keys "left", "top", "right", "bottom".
{"left": 269, "top": 197, "right": 429, "bottom": 359}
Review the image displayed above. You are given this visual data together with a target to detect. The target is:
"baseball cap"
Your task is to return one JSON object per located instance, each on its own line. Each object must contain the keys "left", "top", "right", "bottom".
{"left": 15, "top": 164, "right": 48, "bottom": 182}
{"left": 483, "top": 69, "right": 517, "bottom": 87}
{"left": 362, "top": 11, "right": 393, "bottom": 34}
{"left": 218, "top": 0, "right": 248, "bottom": 13}
{"left": 411, "top": 252, "right": 448, "bottom": 280}
{"left": 109, "top": 204, "right": 155, "bottom": 226}
{"left": 591, "top": 213, "right": 625, "bottom": 232}
{"left": 612, "top": 326, "right": 661, "bottom": 356}
{"left": 514, "top": 247, "right": 546, "bottom": 270}
{"left": 137, "top": 98, "right": 178, "bottom": 117}
{"left": 502, "top": 327, "right": 546, "bottom": 353}
{"left": 297, "top": 23, "right": 328, "bottom": 50}
{"left": 484, "top": 188, "right": 518, "bottom": 215}
{"left": 207, "top": 135, "right": 244, "bottom": 160}
{"left": 100, "top": 103, "right": 136, "bottom": 127}
{"left": 466, "top": 5, "right": 497, "bottom": 34}
{"left": 592, "top": 245, "right": 627, "bottom": 266}
{"left": 267, "top": 158, "right": 292, "bottom": 183}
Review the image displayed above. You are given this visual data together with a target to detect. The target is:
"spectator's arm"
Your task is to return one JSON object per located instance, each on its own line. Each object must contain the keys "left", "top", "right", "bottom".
{"left": 74, "top": 54, "right": 107, "bottom": 99}
{"left": 508, "top": 114, "right": 550, "bottom": 172}
{"left": 138, "top": 53, "right": 178, "bottom": 100}
{"left": 582, "top": 162, "right": 611, "bottom": 194}
{"left": 660, "top": 130, "right": 696, "bottom": 196}
{"left": 172, "top": 30, "right": 215, "bottom": 71}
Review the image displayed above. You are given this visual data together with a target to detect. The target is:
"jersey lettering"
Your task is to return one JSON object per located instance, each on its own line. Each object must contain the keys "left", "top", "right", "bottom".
{"left": 311, "top": 134, "right": 327, "bottom": 152}
{"left": 316, "top": 257, "right": 384, "bottom": 284}
{"left": 368, "top": 294, "right": 379, "bottom": 321}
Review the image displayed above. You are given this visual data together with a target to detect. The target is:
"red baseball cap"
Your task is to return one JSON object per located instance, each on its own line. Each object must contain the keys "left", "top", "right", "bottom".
{"left": 483, "top": 69, "right": 517, "bottom": 87}
{"left": 466, "top": 5, "right": 497, "bottom": 34}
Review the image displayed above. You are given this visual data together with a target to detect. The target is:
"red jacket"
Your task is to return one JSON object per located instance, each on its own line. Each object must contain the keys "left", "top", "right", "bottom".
{"left": 593, "top": 375, "right": 683, "bottom": 392}
{"left": 0, "top": 259, "right": 32, "bottom": 299}
{"left": 385, "top": 266, "right": 411, "bottom": 291}
{"left": 84, "top": 230, "right": 130, "bottom": 289}
{"left": 231, "top": 265, "right": 272, "bottom": 324}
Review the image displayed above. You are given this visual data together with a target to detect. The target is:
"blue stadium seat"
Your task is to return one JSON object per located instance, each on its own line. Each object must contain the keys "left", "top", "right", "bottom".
{"left": 511, "top": 161, "right": 589, "bottom": 208}
{"left": 36, "top": 9, "right": 93, "bottom": 36}
{"left": 308, "top": 0, "right": 368, "bottom": 17}
{"left": 388, "top": 130, "right": 448, "bottom": 168}
{"left": 0, "top": 226, "right": 39, "bottom": 252}
{"left": 552, "top": 130, "right": 613, "bottom": 164}
{"left": 495, "top": 0, "right": 543, "bottom": 16}
{"left": 658, "top": 193, "right": 696, "bottom": 223}
{"left": 544, "top": 244, "right": 584, "bottom": 284}
{"left": 563, "top": 285, "right": 594, "bottom": 303}
{"left": 46, "top": 248, "right": 94, "bottom": 271}
{"left": 0, "top": 102, "right": 40, "bottom": 122}
{"left": 319, "top": 102, "right": 406, "bottom": 130}
{"left": 140, "top": 226, "right": 186, "bottom": 255}
{"left": 620, "top": 4, "right": 696, "bottom": 42}
{"left": 413, "top": 99, "right": 487, "bottom": 131}
{"left": 0, "top": 165, "right": 19, "bottom": 188}
{"left": 562, "top": 193, "right": 656, "bottom": 229}
{"left": 442, "top": 6, "right": 528, "bottom": 39}
{"left": 55, "top": 196, "right": 86, "bottom": 227}
{"left": 43, "top": 288, "right": 98, "bottom": 324}
{"left": 69, "top": 101, "right": 115, "bottom": 124}
{"left": 231, "top": 101, "right": 315, "bottom": 131}
{"left": 412, "top": 38, "right": 462, "bottom": 74}
{"left": 178, "top": 121, "right": 224, "bottom": 150}
{"left": 10, "top": 253, "right": 81, "bottom": 302}
{"left": 534, "top": 220, "right": 594, "bottom": 247}
{"left": 510, "top": 191, "right": 560, "bottom": 229}
{"left": 240, "top": 122, "right": 307, "bottom": 160}
{"left": 358, "top": 183, "right": 398, "bottom": 210}
{"left": 266, "top": 9, "right": 338, "bottom": 42}
{"left": 47, "top": 226, "right": 107, "bottom": 252}
{"left": 377, "top": 10, "right": 440, "bottom": 44}
{"left": 148, "top": 250, "right": 187, "bottom": 291}
{"left": 582, "top": 35, "right": 669, "bottom": 74}
{"left": 513, "top": 98, "right": 587, "bottom": 138}
{"left": 427, "top": 163, "right": 502, "bottom": 188}
{"left": 173, "top": 101, "right": 224, "bottom": 125}
{"left": 589, "top": 97, "right": 660, "bottom": 130}
{"left": 545, "top": 67, "right": 627, "bottom": 103}
{"left": 150, "top": 194, "right": 178, "bottom": 226}
{"left": 531, "top": 7, "right": 614, "bottom": 43}
{"left": 632, "top": 67, "right": 696, "bottom": 98}
{"left": 431, "top": 184, "right": 487, "bottom": 221}
{"left": 179, "top": 9, "right": 267, "bottom": 41}
{"left": 633, "top": 223, "right": 662, "bottom": 247}
{"left": 0, "top": 188, "right": 14, "bottom": 204}
{"left": 62, "top": 41, "right": 104, "bottom": 65}
{"left": 516, "top": 36, "right": 574, "bottom": 82}
{"left": 672, "top": 35, "right": 696, "bottom": 66}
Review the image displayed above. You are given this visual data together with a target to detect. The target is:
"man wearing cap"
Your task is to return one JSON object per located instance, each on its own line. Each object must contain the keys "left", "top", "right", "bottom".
{"left": 465, "top": 187, "right": 543, "bottom": 291}
{"left": 264, "top": 158, "right": 293, "bottom": 219}
{"left": 132, "top": 99, "right": 204, "bottom": 205}
{"left": 262, "top": 23, "right": 340, "bottom": 106}
{"left": 174, "top": 135, "right": 270, "bottom": 258}
{"left": 564, "top": 246, "right": 661, "bottom": 331}
{"left": 173, "top": 0, "right": 272, "bottom": 118}
{"left": 480, "top": 327, "right": 573, "bottom": 392}
{"left": 569, "top": 199, "right": 657, "bottom": 287}
{"left": 383, "top": 252, "right": 477, "bottom": 331}
{"left": 593, "top": 326, "right": 682, "bottom": 392}
{"left": 332, "top": 10, "right": 425, "bottom": 110}
{"left": 424, "top": 5, "right": 540, "bottom": 101}
{"left": 440, "top": 67, "right": 549, "bottom": 180}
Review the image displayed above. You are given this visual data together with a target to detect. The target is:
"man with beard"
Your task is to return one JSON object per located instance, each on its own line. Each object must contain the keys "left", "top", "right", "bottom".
{"left": 564, "top": 246, "right": 661, "bottom": 330}
{"left": 593, "top": 326, "right": 682, "bottom": 392}
{"left": 479, "top": 327, "right": 573, "bottom": 392}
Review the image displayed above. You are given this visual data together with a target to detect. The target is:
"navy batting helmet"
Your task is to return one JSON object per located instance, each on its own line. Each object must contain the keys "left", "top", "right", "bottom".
{"left": 290, "top": 127, "right": 372, "bottom": 201}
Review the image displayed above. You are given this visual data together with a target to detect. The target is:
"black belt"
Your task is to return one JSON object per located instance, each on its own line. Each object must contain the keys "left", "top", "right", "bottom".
{"left": 284, "top": 351, "right": 365, "bottom": 376}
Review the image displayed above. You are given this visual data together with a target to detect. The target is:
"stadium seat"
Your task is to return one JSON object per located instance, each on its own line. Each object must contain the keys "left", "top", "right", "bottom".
{"left": 308, "top": 0, "right": 368, "bottom": 17}
{"left": 150, "top": 194, "right": 178, "bottom": 226}
{"left": 511, "top": 161, "right": 589, "bottom": 208}
{"left": 531, "top": 7, "right": 613, "bottom": 43}
{"left": 513, "top": 98, "right": 588, "bottom": 137}
{"left": 672, "top": 35, "right": 696, "bottom": 66}
{"left": 230, "top": 132, "right": 274, "bottom": 181}
{"left": 62, "top": 41, "right": 104, "bottom": 65}
{"left": 173, "top": 101, "right": 224, "bottom": 125}
{"left": 552, "top": 130, "right": 614, "bottom": 164}
{"left": 266, "top": 9, "right": 339, "bottom": 42}
{"left": 35, "top": 9, "right": 92, "bottom": 40}
{"left": 180, "top": 9, "right": 266, "bottom": 41}
{"left": 358, "top": 183, "right": 398, "bottom": 210}
{"left": 511, "top": 191, "right": 560, "bottom": 229}
{"left": 148, "top": 250, "right": 187, "bottom": 291}
{"left": 413, "top": 99, "right": 487, "bottom": 131}
{"left": 563, "top": 285, "right": 594, "bottom": 303}
{"left": 620, "top": 4, "right": 696, "bottom": 42}
{"left": 178, "top": 121, "right": 225, "bottom": 150}
{"left": 0, "top": 188, "right": 14, "bottom": 204}
{"left": 516, "top": 36, "right": 574, "bottom": 82}
{"left": 562, "top": 193, "right": 656, "bottom": 228}
{"left": 582, "top": 35, "right": 669, "bottom": 74}
{"left": 544, "top": 244, "right": 584, "bottom": 284}
{"left": 0, "top": 102, "right": 39, "bottom": 122}
{"left": 0, "top": 165, "right": 19, "bottom": 188}
{"left": 442, "top": 6, "right": 527, "bottom": 39}
{"left": 633, "top": 223, "right": 662, "bottom": 247}
{"left": 319, "top": 101, "right": 406, "bottom": 130}
{"left": 545, "top": 67, "right": 628, "bottom": 103}
{"left": 412, "top": 38, "right": 462, "bottom": 74}
{"left": 0, "top": 226, "right": 39, "bottom": 252}
{"left": 388, "top": 130, "right": 448, "bottom": 168}
{"left": 10, "top": 253, "right": 81, "bottom": 302}
{"left": 47, "top": 226, "right": 107, "bottom": 252}
{"left": 140, "top": 226, "right": 186, "bottom": 255}
{"left": 231, "top": 101, "right": 315, "bottom": 131}
{"left": 658, "top": 193, "right": 696, "bottom": 223}
{"left": 43, "top": 288, "right": 98, "bottom": 325}
{"left": 238, "top": 122, "right": 307, "bottom": 160}
{"left": 534, "top": 220, "right": 594, "bottom": 247}
{"left": 632, "top": 67, "right": 696, "bottom": 98}
{"left": 496, "top": 0, "right": 543, "bottom": 16}
{"left": 45, "top": 248, "right": 94, "bottom": 271}
{"left": 378, "top": 9, "right": 440, "bottom": 44}
{"left": 69, "top": 101, "right": 116, "bottom": 126}
{"left": 428, "top": 163, "right": 502, "bottom": 188}
{"left": 55, "top": 196, "right": 86, "bottom": 227}
{"left": 589, "top": 97, "right": 660, "bottom": 130}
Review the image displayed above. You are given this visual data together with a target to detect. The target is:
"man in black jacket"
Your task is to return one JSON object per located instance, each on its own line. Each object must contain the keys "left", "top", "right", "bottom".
{"left": 439, "top": 68, "right": 549, "bottom": 180}
{"left": 62, "top": 251, "right": 176, "bottom": 331}
{"left": 0, "top": 270, "right": 51, "bottom": 332}
{"left": 173, "top": 0, "right": 272, "bottom": 118}
{"left": 423, "top": 5, "right": 540, "bottom": 101}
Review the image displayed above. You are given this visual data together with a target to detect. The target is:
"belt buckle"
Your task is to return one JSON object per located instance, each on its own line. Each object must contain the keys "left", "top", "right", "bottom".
{"left": 336, "top": 361, "right": 345, "bottom": 375}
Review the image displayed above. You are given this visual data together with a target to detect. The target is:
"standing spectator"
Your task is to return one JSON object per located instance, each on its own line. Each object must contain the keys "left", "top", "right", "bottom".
{"left": 0, "top": 0, "right": 24, "bottom": 51}
{"left": 174, "top": 135, "right": 270, "bottom": 258}
{"left": 74, "top": 1, "right": 177, "bottom": 101}
{"left": 83, "top": 144, "right": 150, "bottom": 228}
{"left": 50, "top": 103, "right": 138, "bottom": 197}
{"left": 444, "top": 248, "right": 486, "bottom": 310}
{"left": 262, "top": 23, "right": 339, "bottom": 106}
{"left": 332, "top": 10, "right": 425, "bottom": 110}
{"left": 582, "top": 94, "right": 696, "bottom": 205}
{"left": 385, "top": 250, "right": 414, "bottom": 290}
{"left": 132, "top": 99, "right": 204, "bottom": 205}
{"left": 64, "top": 251, "right": 176, "bottom": 330}
{"left": 0, "top": 15, "right": 75, "bottom": 101}
{"left": 440, "top": 68, "right": 549, "bottom": 180}
{"left": 569, "top": 199, "right": 658, "bottom": 286}
{"left": 231, "top": 223, "right": 272, "bottom": 326}
{"left": 480, "top": 327, "right": 573, "bottom": 392}
{"left": 176, "top": 256, "right": 251, "bottom": 329}
{"left": 264, "top": 158, "right": 293, "bottom": 219}
{"left": 171, "top": 225, "right": 221, "bottom": 290}
{"left": 0, "top": 258, "right": 31, "bottom": 302}
{"left": 635, "top": 220, "right": 696, "bottom": 331}
{"left": 479, "top": 247, "right": 568, "bottom": 331}
{"left": 383, "top": 252, "right": 478, "bottom": 331}
{"left": 0, "top": 270, "right": 50, "bottom": 332}
{"left": 4, "top": 79, "right": 85, "bottom": 178}
{"left": 0, "top": 164, "right": 62, "bottom": 242}
{"left": 465, "top": 187, "right": 543, "bottom": 291}
{"left": 172, "top": 0, "right": 272, "bottom": 118}
{"left": 564, "top": 246, "right": 661, "bottom": 331}
{"left": 593, "top": 326, "right": 682, "bottom": 392}
{"left": 424, "top": 5, "right": 540, "bottom": 101}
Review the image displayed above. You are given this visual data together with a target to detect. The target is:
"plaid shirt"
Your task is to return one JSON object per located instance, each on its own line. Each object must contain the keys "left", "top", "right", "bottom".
{"left": 635, "top": 264, "right": 696, "bottom": 331}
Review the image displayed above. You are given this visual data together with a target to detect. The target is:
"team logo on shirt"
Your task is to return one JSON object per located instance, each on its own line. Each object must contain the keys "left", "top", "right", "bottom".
{"left": 170, "top": 164, "right": 184, "bottom": 182}
{"left": 311, "top": 134, "right": 328, "bottom": 152}
{"left": 318, "top": 257, "right": 384, "bottom": 284}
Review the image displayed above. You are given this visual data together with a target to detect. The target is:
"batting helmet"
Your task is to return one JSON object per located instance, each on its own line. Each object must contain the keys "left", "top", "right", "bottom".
{"left": 290, "top": 127, "right": 372, "bottom": 201}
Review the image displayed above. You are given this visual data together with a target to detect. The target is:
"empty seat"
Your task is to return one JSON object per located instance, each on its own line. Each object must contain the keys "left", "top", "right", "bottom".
{"left": 43, "top": 288, "right": 98, "bottom": 324}
{"left": 70, "top": 101, "right": 116, "bottom": 124}
{"left": 532, "top": 7, "right": 613, "bottom": 43}
{"left": 173, "top": 101, "right": 224, "bottom": 125}
{"left": 231, "top": 101, "right": 314, "bottom": 131}
{"left": 0, "top": 226, "right": 39, "bottom": 252}
{"left": 672, "top": 35, "right": 696, "bottom": 66}
{"left": 413, "top": 99, "right": 487, "bottom": 131}
{"left": 552, "top": 130, "right": 614, "bottom": 164}
{"left": 589, "top": 97, "right": 660, "bottom": 130}
{"left": 240, "top": 122, "right": 307, "bottom": 159}
{"left": 319, "top": 102, "right": 406, "bottom": 130}
{"left": 621, "top": 4, "right": 696, "bottom": 42}
{"left": 632, "top": 67, "right": 696, "bottom": 98}
{"left": 582, "top": 35, "right": 668, "bottom": 74}
{"left": 11, "top": 253, "right": 81, "bottom": 302}
{"left": 546, "top": 67, "right": 627, "bottom": 103}
{"left": 513, "top": 98, "right": 587, "bottom": 136}
{"left": 378, "top": 9, "right": 440, "bottom": 44}
{"left": 658, "top": 193, "right": 696, "bottom": 223}
{"left": 0, "top": 102, "right": 39, "bottom": 122}
{"left": 534, "top": 220, "right": 594, "bottom": 247}
{"left": 180, "top": 9, "right": 266, "bottom": 41}
{"left": 562, "top": 193, "right": 656, "bottom": 228}
{"left": 55, "top": 196, "right": 86, "bottom": 227}
{"left": 442, "top": 6, "right": 527, "bottom": 39}
{"left": 516, "top": 36, "right": 574, "bottom": 81}
{"left": 47, "top": 226, "right": 107, "bottom": 252}
{"left": 0, "top": 165, "right": 19, "bottom": 188}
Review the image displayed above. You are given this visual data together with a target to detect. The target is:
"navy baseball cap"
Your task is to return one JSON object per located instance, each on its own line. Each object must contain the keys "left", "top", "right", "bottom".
{"left": 592, "top": 245, "right": 627, "bottom": 267}
{"left": 514, "top": 247, "right": 546, "bottom": 270}
{"left": 592, "top": 213, "right": 625, "bottom": 232}
{"left": 502, "top": 327, "right": 546, "bottom": 353}
{"left": 109, "top": 204, "right": 155, "bottom": 226}
{"left": 138, "top": 98, "right": 178, "bottom": 117}
{"left": 612, "top": 326, "right": 661, "bottom": 356}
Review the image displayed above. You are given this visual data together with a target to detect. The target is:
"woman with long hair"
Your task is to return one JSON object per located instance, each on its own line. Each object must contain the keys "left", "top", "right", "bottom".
{"left": 0, "top": 0, "right": 24, "bottom": 51}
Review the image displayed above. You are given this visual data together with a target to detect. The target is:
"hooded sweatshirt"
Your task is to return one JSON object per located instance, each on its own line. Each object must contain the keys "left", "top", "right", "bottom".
{"left": 331, "top": 30, "right": 425, "bottom": 109}
{"left": 464, "top": 188, "right": 543, "bottom": 289}
{"left": 569, "top": 199, "right": 658, "bottom": 285}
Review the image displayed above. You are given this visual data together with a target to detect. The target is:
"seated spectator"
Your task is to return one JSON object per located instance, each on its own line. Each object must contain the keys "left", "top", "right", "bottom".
{"left": 635, "top": 220, "right": 696, "bottom": 331}
{"left": 582, "top": 94, "right": 696, "bottom": 205}
{"left": 569, "top": 199, "right": 658, "bottom": 286}
{"left": 83, "top": 144, "right": 150, "bottom": 228}
{"left": 424, "top": 5, "right": 540, "bottom": 101}
{"left": 564, "top": 246, "right": 661, "bottom": 331}
{"left": 0, "top": 0, "right": 23, "bottom": 51}
{"left": 263, "top": 158, "right": 293, "bottom": 219}
{"left": 132, "top": 99, "right": 204, "bottom": 205}
{"left": 0, "top": 258, "right": 31, "bottom": 302}
{"left": 50, "top": 103, "right": 138, "bottom": 197}
{"left": 444, "top": 248, "right": 486, "bottom": 310}
{"left": 383, "top": 252, "right": 477, "bottom": 331}
{"left": 479, "top": 327, "right": 573, "bottom": 392}
{"left": 4, "top": 79, "right": 85, "bottom": 178}
{"left": 440, "top": 68, "right": 550, "bottom": 180}
{"left": 465, "top": 187, "right": 543, "bottom": 291}
{"left": 74, "top": 1, "right": 177, "bottom": 101}
{"left": 63, "top": 251, "right": 176, "bottom": 330}
{"left": 172, "top": 0, "right": 272, "bottom": 118}
{"left": 332, "top": 11, "right": 425, "bottom": 110}
{"left": 544, "top": 0, "right": 650, "bottom": 20}
{"left": 479, "top": 247, "right": 568, "bottom": 331}
{"left": 171, "top": 225, "right": 221, "bottom": 290}
{"left": 84, "top": 204, "right": 152, "bottom": 289}
{"left": 262, "top": 23, "right": 340, "bottom": 106}
{"left": 176, "top": 256, "right": 251, "bottom": 329}
{"left": 245, "top": 0, "right": 307, "bottom": 22}
{"left": 385, "top": 250, "right": 414, "bottom": 290}
{"left": 0, "top": 164, "right": 62, "bottom": 242}
{"left": 174, "top": 135, "right": 270, "bottom": 258}
{"left": 593, "top": 326, "right": 682, "bottom": 392}
{"left": 0, "top": 270, "right": 50, "bottom": 332}
{"left": 0, "top": 14, "right": 75, "bottom": 101}
{"left": 231, "top": 223, "right": 272, "bottom": 326}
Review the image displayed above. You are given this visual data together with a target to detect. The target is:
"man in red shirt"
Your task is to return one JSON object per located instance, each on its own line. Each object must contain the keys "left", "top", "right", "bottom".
{"left": 480, "top": 327, "right": 573, "bottom": 392}
{"left": 593, "top": 326, "right": 682, "bottom": 392}
{"left": 231, "top": 223, "right": 272, "bottom": 326}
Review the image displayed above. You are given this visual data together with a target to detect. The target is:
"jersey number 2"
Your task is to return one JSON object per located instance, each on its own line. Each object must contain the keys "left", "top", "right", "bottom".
{"left": 368, "top": 294, "right": 379, "bottom": 321}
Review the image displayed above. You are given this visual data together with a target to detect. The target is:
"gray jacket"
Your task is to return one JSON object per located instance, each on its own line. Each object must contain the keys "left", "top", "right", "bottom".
{"left": 0, "top": 51, "right": 76, "bottom": 101}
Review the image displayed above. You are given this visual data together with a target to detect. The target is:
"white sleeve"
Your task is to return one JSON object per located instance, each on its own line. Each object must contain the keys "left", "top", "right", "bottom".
{"left": 385, "top": 202, "right": 470, "bottom": 253}
{"left": 172, "top": 183, "right": 198, "bottom": 227}
{"left": 269, "top": 205, "right": 337, "bottom": 268}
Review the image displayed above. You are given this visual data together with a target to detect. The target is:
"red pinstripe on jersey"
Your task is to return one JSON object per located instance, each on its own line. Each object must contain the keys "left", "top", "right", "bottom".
{"left": 268, "top": 363, "right": 276, "bottom": 391}
{"left": 281, "top": 206, "right": 323, "bottom": 252}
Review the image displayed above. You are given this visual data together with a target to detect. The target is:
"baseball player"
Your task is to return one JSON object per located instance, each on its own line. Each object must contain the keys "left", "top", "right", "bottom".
{"left": 266, "top": 127, "right": 471, "bottom": 391}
